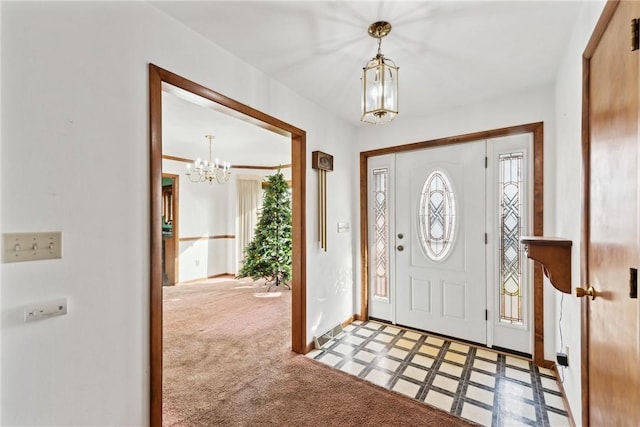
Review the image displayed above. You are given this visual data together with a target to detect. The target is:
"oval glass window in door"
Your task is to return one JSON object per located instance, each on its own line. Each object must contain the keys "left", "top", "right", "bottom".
{"left": 418, "top": 170, "right": 456, "bottom": 261}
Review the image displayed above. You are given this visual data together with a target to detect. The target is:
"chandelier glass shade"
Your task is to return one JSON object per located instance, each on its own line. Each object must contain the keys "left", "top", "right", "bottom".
{"left": 186, "top": 135, "right": 231, "bottom": 184}
{"left": 361, "top": 21, "right": 398, "bottom": 124}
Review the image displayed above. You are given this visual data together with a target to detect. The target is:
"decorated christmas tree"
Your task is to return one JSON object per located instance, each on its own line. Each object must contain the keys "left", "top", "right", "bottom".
{"left": 237, "top": 170, "right": 292, "bottom": 289}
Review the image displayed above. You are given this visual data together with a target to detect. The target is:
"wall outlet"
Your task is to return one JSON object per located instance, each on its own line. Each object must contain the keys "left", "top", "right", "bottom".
{"left": 556, "top": 352, "right": 569, "bottom": 367}
{"left": 25, "top": 298, "right": 67, "bottom": 322}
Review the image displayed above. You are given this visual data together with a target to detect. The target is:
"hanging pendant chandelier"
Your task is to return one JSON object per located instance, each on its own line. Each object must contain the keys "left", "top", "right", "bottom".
{"left": 361, "top": 21, "right": 399, "bottom": 124}
{"left": 185, "top": 135, "right": 231, "bottom": 184}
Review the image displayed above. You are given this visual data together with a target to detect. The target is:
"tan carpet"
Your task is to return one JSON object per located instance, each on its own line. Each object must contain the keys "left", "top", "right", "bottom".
{"left": 162, "top": 278, "right": 478, "bottom": 426}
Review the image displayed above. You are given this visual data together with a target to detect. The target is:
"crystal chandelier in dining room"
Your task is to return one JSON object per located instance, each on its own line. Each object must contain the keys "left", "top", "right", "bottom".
{"left": 185, "top": 134, "right": 231, "bottom": 184}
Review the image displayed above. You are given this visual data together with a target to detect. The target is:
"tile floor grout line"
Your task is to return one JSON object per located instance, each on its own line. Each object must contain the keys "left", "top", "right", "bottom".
{"left": 356, "top": 322, "right": 400, "bottom": 381}
{"left": 416, "top": 337, "right": 449, "bottom": 402}
{"left": 532, "top": 364, "right": 552, "bottom": 427}
{"left": 492, "top": 353, "right": 506, "bottom": 427}
{"left": 386, "top": 331, "right": 428, "bottom": 394}
{"left": 451, "top": 346, "right": 476, "bottom": 418}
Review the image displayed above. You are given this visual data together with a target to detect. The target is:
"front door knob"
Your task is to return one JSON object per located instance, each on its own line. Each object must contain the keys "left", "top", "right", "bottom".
{"left": 576, "top": 285, "right": 596, "bottom": 300}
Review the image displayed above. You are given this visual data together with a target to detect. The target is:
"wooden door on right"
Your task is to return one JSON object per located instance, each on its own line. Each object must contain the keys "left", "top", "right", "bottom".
{"left": 584, "top": 1, "right": 640, "bottom": 425}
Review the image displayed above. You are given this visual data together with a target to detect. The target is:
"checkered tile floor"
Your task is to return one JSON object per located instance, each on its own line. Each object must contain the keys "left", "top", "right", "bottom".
{"left": 307, "top": 321, "right": 570, "bottom": 427}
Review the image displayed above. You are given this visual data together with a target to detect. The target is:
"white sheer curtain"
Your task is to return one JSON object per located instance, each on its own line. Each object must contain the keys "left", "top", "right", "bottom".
{"left": 236, "top": 175, "right": 263, "bottom": 272}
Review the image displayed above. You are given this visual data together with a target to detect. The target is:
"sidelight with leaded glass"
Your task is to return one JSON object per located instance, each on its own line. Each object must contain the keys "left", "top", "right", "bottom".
{"left": 373, "top": 168, "right": 389, "bottom": 300}
{"left": 499, "top": 153, "right": 524, "bottom": 325}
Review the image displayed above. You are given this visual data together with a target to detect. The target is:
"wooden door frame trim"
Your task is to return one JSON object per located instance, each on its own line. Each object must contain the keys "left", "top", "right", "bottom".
{"left": 580, "top": 2, "right": 620, "bottom": 426}
{"left": 359, "top": 122, "right": 547, "bottom": 366}
{"left": 149, "top": 64, "right": 307, "bottom": 426}
{"left": 161, "top": 172, "right": 180, "bottom": 284}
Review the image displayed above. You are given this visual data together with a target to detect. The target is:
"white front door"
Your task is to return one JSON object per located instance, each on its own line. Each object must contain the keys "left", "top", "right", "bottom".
{"left": 367, "top": 134, "right": 533, "bottom": 354}
{"left": 395, "top": 141, "right": 487, "bottom": 344}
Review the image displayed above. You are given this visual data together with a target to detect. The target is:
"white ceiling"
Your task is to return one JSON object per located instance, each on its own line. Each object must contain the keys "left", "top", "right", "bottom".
{"left": 162, "top": 85, "right": 291, "bottom": 166}
{"left": 156, "top": 1, "right": 583, "bottom": 165}
{"left": 152, "top": 0, "right": 583, "bottom": 127}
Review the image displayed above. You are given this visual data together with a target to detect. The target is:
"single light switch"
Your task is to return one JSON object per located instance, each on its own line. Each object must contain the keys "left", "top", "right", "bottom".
{"left": 3, "top": 232, "right": 62, "bottom": 263}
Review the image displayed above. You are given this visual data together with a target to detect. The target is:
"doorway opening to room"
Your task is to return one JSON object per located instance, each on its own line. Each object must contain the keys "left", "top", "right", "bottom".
{"left": 149, "top": 65, "right": 307, "bottom": 426}
{"left": 360, "top": 123, "right": 549, "bottom": 366}
{"left": 160, "top": 85, "right": 292, "bottom": 285}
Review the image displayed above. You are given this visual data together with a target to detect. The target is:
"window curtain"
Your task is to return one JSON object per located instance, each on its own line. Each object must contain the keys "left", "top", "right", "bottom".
{"left": 236, "top": 175, "right": 262, "bottom": 273}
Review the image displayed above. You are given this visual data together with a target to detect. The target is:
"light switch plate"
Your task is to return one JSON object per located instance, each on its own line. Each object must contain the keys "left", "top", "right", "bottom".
{"left": 337, "top": 222, "right": 350, "bottom": 233}
{"left": 3, "top": 232, "right": 62, "bottom": 263}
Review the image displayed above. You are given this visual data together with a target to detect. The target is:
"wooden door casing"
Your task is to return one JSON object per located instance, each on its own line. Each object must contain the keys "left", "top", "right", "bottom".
{"left": 583, "top": 1, "right": 640, "bottom": 425}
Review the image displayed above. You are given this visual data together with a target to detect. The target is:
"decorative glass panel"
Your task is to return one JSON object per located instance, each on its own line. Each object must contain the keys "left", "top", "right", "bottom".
{"left": 418, "top": 171, "right": 456, "bottom": 261}
{"left": 373, "top": 168, "right": 389, "bottom": 299}
{"left": 499, "top": 153, "right": 524, "bottom": 325}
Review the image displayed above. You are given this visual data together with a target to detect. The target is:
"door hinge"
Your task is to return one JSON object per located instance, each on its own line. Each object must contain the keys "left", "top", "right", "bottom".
{"left": 485, "top": 233, "right": 488, "bottom": 244}
{"left": 632, "top": 18, "right": 639, "bottom": 51}
{"left": 485, "top": 309, "right": 488, "bottom": 321}
{"left": 485, "top": 156, "right": 488, "bottom": 168}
